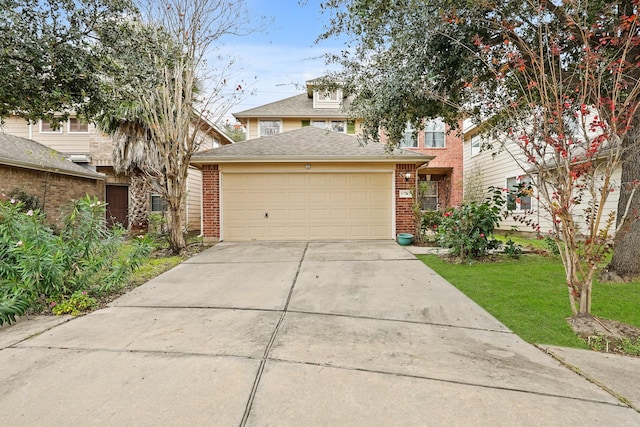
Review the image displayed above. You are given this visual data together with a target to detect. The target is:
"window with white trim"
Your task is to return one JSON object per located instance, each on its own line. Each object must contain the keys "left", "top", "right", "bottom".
{"left": 68, "top": 118, "right": 89, "bottom": 133}
{"left": 470, "top": 135, "right": 481, "bottom": 156}
{"left": 259, "top": 120, "right": 280, "bottom": 137}
{"left": 420, "top": 181, "right": 438, "bottom": 210}
{"left": 311, "top": 120, "right": 328, "bottom": 129}
{"left": 424, "top": 120, "right": 445, "bottom": 148}
{"left": 506, "top": 175, "right": 533, "bottom": 211}
{"left": 400, "top": 123, "right": 417, "bottom": 148}
{"left": 40, "top": 120, "right": 63, "bottom": 133}
{"left": 331, "top": 120, "right": 346, "bottom": 133}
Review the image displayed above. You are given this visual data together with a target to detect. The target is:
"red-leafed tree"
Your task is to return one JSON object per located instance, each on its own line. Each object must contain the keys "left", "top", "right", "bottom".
{"left": 320, "top": 0, "right": 640, "bottom": 315}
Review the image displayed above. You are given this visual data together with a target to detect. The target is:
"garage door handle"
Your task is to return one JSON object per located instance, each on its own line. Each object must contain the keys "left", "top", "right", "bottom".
{"left": 264, "top": 212, "right": 268, "bottom": 219}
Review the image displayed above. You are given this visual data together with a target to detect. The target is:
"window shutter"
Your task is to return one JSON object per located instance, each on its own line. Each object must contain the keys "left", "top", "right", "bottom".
{"left": 301, "top": 120, "right": 310, "bottom": 127}
{"left": 347, "top": 120, "right": 356, "bottom": 134}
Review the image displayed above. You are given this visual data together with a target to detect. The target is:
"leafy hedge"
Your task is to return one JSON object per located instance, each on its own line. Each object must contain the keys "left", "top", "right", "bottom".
{"left": 0, "top": 195, "right": 152, "bottom": 326}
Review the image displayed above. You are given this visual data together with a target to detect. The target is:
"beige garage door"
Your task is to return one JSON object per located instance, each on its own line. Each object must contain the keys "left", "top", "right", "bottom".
{"left": 222, "top": 172, "right": 392, "bottom": 241}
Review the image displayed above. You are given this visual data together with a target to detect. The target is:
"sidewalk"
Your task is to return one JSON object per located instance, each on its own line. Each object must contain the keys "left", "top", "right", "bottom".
{"left": 1, "top": 241, "right": 638, "bottom": 425}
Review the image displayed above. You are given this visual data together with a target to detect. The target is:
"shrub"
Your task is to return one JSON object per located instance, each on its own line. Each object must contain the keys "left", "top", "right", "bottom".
{"left": 420, "top": 210, "right": 443, "bottom": 238}
{"left": 0, "top": 195, "right": 153, "bottom": 325}
{"left": 437, "top": 188, "right": 504, "bottom": 260}
{"left": 503, "top": 239, "right": 523, "bottom": 259}
{"left": 50, "top": 291, "right": 97, "bottom": 316}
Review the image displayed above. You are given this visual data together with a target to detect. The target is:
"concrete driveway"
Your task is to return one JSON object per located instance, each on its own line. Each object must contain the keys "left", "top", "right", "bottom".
{"left": 1, "top": 241, "right": 638, "bottom": 426}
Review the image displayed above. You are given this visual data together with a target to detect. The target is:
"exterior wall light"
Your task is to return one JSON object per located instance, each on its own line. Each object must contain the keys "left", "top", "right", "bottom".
{"left": 403, "top": 172, "right": 411, "bottom": 181}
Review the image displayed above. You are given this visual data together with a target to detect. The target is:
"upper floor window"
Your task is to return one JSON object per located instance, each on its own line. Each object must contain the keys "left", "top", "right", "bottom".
{"left": 311, "top": 120, "right": 328, "bottom": 129}
{"left": 259, "top": 120, "right": 281, "bottom": 137}
{"left": 424, "top": 120, "right": 445, "bottom": 148}
{"left": 400, "top": 123, "right": 417, "bottom": 148}
{"left": 40, "top": 120, "right": 63, "bottom": 133}
{"left": 313, "top": 89, "right": 343, "bottom": 109}
{"left": 470, "top": 135, "right": 481, "bottom": 156}
{"left": 68, "top": 118, "right": 89, "bottom": 133}
{"left": 331, "top": 120, "right": 346, "bottom": 133}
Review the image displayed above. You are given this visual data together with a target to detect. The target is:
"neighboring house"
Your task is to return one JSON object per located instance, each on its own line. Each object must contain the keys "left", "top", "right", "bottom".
{"left": 1, "top": 114, "right": 233, "bottom": 232}
{"left": 234, "top": 79, "right": 463, "bottom": 211}
{"left": 191, "top": 126, "right": 432, "bottom": 242}
{"left": 463, "top": 121, "right": 622, "bottom": 235}
{"left": 233, "top": 79, "right": 362, "bottom": 140}
{"left": 0, "top": 133, "right": 105, "bottom": 226}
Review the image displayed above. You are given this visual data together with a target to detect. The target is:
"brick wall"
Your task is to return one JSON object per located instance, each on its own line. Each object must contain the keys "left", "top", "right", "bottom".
{"left": 412, "top": 127, "right": 464, "bottom": 207}
{"left": 395, "top": 163, "right": 418, "bottom": 235}
{"left": 380, "top": 122, "right": 464, "bottom": 208}
{"left": 201, "top": 164, "right": 220, "bottom": 242}
{"left": 0, "top": 165, "right": 105, "bottom": 226}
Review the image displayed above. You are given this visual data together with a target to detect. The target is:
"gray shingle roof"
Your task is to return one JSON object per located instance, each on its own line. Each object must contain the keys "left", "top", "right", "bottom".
{"left": 0, "top": 133, "right": 104, "bottom": 180}
{"left": 232, "top": 93, "right": 352, "bottom": 119}
{"left": 191, "top": 126, "right": 432, "bottom": 163}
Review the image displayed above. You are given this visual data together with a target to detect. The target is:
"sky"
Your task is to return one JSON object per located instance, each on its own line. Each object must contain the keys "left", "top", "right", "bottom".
{"left": 216, "top": 0, "right": 345, "bottom": 122}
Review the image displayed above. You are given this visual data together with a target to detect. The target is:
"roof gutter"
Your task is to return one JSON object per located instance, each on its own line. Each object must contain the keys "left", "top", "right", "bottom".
{"left": 190, "top": 155, "right": 434, "bottom": 165}
{"left": 0, "top": 158, "right": 105, "bottom": 180}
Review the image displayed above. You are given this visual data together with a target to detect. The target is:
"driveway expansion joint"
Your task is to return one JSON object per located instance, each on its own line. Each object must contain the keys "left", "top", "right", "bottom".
{"left": 240, "top": 242, "right": 309, "bottom": 426}
{"left": 286, "top": 309, "right": 514, "bottom": 335}
{"left": 537, "top": 345, "right": 639, "bottom": 413}
{"left": 265, "top": 357, "right": 631, "bottom": 410}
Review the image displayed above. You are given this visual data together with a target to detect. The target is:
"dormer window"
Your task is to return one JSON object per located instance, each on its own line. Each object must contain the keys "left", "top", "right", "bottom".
{"left": 313, "top": 89, "right": 343, "bottom": 109}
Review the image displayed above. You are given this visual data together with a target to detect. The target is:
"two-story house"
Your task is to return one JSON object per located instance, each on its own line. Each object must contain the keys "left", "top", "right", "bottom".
{"left": 233, "top": 79, "right": 463, "bottom": 211}
{"left": 2, "top": 114, "right": 233, "bottom": 232}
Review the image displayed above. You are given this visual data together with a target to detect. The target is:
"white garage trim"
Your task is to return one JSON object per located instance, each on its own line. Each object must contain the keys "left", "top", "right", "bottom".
{"left": 220, "top": 170, "right": 394, "bottom": 241}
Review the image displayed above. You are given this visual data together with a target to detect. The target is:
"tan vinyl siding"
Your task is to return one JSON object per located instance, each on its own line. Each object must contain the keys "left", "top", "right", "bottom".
{"left": 464, "top": 132, "right": 622, "bottom": 235}
{"left": 186, "top": 166, "right": 202, "bottom": 232}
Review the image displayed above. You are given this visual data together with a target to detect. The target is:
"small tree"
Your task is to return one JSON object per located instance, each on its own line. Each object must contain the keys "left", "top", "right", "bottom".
{"left": 97, "top": 0, "right": 251, "bottom": 254}
{"left": 320, "top": 0, "right": 640, "bottom": 316}
{"left": 468, "top": 4, "right": 640, "bottom": 315}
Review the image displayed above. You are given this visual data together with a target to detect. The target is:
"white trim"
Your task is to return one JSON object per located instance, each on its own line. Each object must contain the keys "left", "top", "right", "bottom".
{"left": 67, "top": 118, "right": 90, "bottom": 134}
{"left": 219, "top": 172, "right": 224, "bottom": 242}
{"left": 258, "top": 119, "right": 282, "bottom": 137}
{"left": 391, "top": 171, "right": 397, "bottom": 239}
{"left": 39, "top": 120, "right": 63, "bottom": 134}
{"left": 219, "top": 170, "right": 395, "bottom": 241}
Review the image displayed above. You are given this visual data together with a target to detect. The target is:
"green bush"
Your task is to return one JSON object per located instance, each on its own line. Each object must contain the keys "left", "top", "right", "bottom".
{"left": 50, "top": 291, "right": 97, "bottom": 316}
{"left": 0, "top": 195, "right": 153, "bottom": 325}
{"left": 420, "top": 210, "right": 443, "bottom": 239}
{"left": 437, "top": 188, "right": 504, "bottom": 260}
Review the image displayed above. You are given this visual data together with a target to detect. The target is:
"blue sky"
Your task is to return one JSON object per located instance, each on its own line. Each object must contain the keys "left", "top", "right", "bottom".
{"left": 217, "top": 0, "right": 344, "bottom": 120}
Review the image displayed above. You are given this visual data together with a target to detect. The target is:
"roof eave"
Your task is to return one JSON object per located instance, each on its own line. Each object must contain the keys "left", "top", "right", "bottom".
{"left": 0, "top": 158, "right": 106, "bottom": 180}
{"left": 191, "top": 155, "right": 433, "bottom": 165}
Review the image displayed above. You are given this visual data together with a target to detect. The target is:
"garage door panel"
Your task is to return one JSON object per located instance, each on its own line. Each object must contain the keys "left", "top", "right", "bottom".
{"left": 222, "top": 172, "right": 392, "bottom": 241}
{"left": 288, "top": 191, "right": 307, "bottom": 203}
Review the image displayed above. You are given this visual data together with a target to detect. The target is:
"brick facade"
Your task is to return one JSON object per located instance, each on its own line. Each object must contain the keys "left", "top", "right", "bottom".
{"left": 201, "top": 164, "right": 220, "bottom": 242}
{"left": 395, "top": 163, "right": 418, "bottom": 235}
{"left": 409, "top": 127, "right": 464, "bottom": 207}
{"left": 200, "top": 163, "right": 418, "bottom": 241}
{"left": 0, "top": 164, "right": 105, "bottom": 226}
{"left": 380, "top": 122, "right": 464, "bottom": 209}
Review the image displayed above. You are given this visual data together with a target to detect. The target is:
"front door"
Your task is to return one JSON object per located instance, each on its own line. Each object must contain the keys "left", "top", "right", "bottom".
{"left": 106, "top": 185, "right": 128, "bottom": 228}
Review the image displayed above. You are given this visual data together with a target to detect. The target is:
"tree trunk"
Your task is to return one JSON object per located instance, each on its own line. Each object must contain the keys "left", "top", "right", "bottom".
{"left": 608, "top": 133, "right": 640, "bottom": 280}
{"left": 166, "top": 201, "right": 186, "bottom": 254}
{"left": 127, "top": 169, "right": 151, "bottom": 234}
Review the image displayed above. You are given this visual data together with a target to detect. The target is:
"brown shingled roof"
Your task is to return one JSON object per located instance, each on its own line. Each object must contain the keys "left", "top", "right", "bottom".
{"left": 0, "top": 133, "right": 104, "bottom": 180}
{"left": 232, "top": 93, "right": 352, "bottom": 119}
{"left": 191, "top": 126, "right": 432, "bottom": 164}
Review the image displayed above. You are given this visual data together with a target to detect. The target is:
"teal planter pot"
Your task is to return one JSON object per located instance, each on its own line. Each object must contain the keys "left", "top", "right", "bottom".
{"left": 397, "top": 233, "right": 414, "bottom": 246}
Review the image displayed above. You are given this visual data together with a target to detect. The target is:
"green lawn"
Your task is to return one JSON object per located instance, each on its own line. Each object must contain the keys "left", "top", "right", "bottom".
{"left": 417, "top": 253, "right": 640, "bottom": 348}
